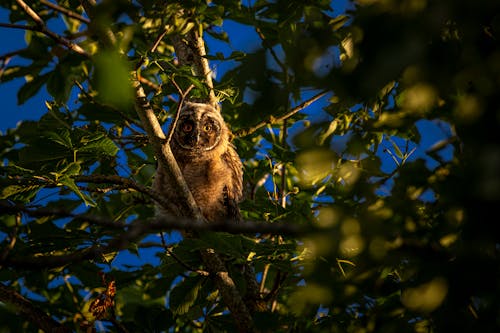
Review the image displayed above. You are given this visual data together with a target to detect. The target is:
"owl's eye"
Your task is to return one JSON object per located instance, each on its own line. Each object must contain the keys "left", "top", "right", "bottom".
{"left": 203, "top": 124, "right": 212, "bottom": 132}
{"left": 182, "top": 123, "right": 193, "bottom": 132}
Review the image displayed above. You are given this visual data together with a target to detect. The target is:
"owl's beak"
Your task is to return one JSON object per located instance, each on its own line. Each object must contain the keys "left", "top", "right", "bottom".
{"left": 187, "top": 131, "right": 200, "bottom": 146}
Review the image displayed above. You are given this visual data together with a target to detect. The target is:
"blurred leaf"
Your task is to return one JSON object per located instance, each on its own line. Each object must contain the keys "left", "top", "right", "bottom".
{"left": 93, "top": 50, "right": 133, "bottom": 108}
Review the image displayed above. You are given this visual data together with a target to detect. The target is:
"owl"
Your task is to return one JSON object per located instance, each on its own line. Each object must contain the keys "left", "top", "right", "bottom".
{"left": 153, "top": 101, "right": 243, "bottom": 223}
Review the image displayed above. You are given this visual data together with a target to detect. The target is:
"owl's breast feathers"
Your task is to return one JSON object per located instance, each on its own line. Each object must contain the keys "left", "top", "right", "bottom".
{"left": 174, "top": 145, "right": 242, "bottom": 222}
{"left": 153, "top": 101, "right": 243, "bottom": 223}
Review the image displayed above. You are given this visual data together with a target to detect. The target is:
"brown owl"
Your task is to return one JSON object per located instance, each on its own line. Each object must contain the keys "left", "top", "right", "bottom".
{"left": 153, "top": 101, "right": 243, "bottom": 222}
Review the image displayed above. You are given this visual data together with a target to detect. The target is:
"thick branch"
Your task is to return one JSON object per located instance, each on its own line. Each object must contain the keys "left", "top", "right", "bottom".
{"left": 0, "top": 283, "right": 70, "bottom": 333}
{"left": 0, "top": 215, "right": 302, "bottom": 269}
{"left": 0, "top": 201, "right": 303, "bottom": 235}
{"left": 234, "top": 90, "right": 329, "bottom": 137}
{"left": 171, "top": 30, "right": 217, "bottom": 106}
{"left": 132, "top": 74, "right": 203, "bottom": 219}
{"left": 200, "top": 249, "right": 254, "bottom": 333}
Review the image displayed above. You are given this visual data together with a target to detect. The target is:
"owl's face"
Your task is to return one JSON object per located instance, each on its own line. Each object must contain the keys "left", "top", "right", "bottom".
{"left": 172, "top": 102, "right": 227, "bottom": 155}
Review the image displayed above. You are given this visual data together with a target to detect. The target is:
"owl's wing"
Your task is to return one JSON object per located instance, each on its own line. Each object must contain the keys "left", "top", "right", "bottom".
{"left": 222, "top": 143, "right": 244, "bottom": 202}
{"left": 223, "top": 184, "right": 242, "bottom": 222}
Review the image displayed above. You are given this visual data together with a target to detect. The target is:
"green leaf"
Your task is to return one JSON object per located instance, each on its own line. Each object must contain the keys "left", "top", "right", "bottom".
{"left": 387, "top": 136, "right": 404, "bottom": 159}
{"left": 93, "top": 51, "right": 133, "bottom": 108}
{"left": 199, "top": 232, "right": 247, "bottom": 259}
{"left": 17, "top": 73, "right": 51, "bottom": 105}
{"left": 45, "top": 130, "right": 73, "bottom": 149}
{"left": 169, "top": 276, "right": 204, "bottom": 315}
{"left": 18, "top": 144, "right": 69, "bottom": 163}
{"left": 60, "top": 162, "right": 81, "bottom": 177}
{"left": 227, "top": 51, "right": 247, "bottom": 61}
{"left": 59, "top": 176, "right": 96, "bottom": 207}
{"left": 79, "top": 135, "right": 119, "bottom": 157}
{"left": 329, "top": 15, "right": 349, "bottom": 31}
{"left": 77, "top": 103, "right": 125, "bottom": 123}
{"left": 46, "top": 66, "right": 72, "bottom": 103}
{"left": 0, "top": 184, "right": 41, "bottom": 200}
{"left": 0, "top": 65, "right": 37, "bottom": 83}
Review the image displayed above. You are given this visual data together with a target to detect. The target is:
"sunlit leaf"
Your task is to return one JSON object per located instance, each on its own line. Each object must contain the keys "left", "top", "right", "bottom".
{"left": 59, "top": 176, "right": 96, "bottom": 207}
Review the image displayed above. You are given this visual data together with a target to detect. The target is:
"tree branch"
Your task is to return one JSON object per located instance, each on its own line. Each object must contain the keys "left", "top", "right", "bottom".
{"left": 0, "top": 201, "right": 303, "bottom": 236}
{"left": 200, "top": 249, "right": 254, "bottom": 333}
{"left": 74, "top": 174, "right": 176, "bottom": 213}
{"left": 166, "top": 79, "right": 194, "bottom": 144}
{"left": 0, "top": 22, "right": 39, "bottom": 31}
{"left": 15, "top": 0, "right": 44, "bottom": 26}
{"left": 0, "top": 283, "right": 70, "bottom": 333}
{"left": 40, "top": 0, "right": 90, "bottom": 24}
{"left": 166, "top": 246, "right": 209, "bottom": 276}
{"left": 14, "top": 0, "right": 88, "bottom": 57}
{"left": 132, "top": 74, "right": 203, "bottom": 220}
{"left": 234, "top": 90, "right": 329, "bottom": 137}
{"left": 171, "top": 29, "right": 217, "bottom": 106}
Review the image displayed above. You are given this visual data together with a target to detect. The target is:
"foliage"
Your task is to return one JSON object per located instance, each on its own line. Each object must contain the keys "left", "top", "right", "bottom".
{"left": 1, "top": 0, "right": 499, "bottom": 332}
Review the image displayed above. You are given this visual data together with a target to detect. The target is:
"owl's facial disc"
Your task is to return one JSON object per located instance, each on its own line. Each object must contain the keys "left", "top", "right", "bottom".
{"left": 175, "top": 115, "right": 222, "bottom": 152}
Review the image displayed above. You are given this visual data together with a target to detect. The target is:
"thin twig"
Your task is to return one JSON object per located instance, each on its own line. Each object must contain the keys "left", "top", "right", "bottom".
{"left": 74, "top": 175, "right": 176, "bottom": 213}
{"left": 166, "top": 246, "right": 209, "bottom": 276}
{"left": 14, "top": 0, "right": 88, "bottom": 57}
{"left": 40, "top": 0, "right": 90, "bottom": 24}
{"left": 0, "top": 201, "right": 304, "bottom": 236}
{"left": 0, "top": 22, "right": 39, "bottom": 31}
{"left": 166, "top": 79, "right": 194, "bottom": 144}
{"left": 259, "top": 264, "right": 270, "bottom": 293}
{"left": 0, "top": 203, "right": 305, "bottom": 270}
{"left": 151, "top": 28, "right": 169, "bottom": 54}
{"left": 135, "top": 26, "right": 170, "bottom": 71}
{"left": 280, "top": 119, "right": 288, "bottom": 208}
{"left": 255, "top": 27, "right": 287, "bottom": 74}
{"left": 234, "top": 90, "right": 329, "bottom": 137}
{"left": 138, "top": 75, "right": 161, "bottom": 92}
{"left": 0, "top": 49, "right": 24, "bottom": 61}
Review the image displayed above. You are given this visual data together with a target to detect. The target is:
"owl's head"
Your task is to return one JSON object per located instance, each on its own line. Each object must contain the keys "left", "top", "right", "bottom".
{"left": 172, "top": 102, "right": 229, "bottom": 158}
